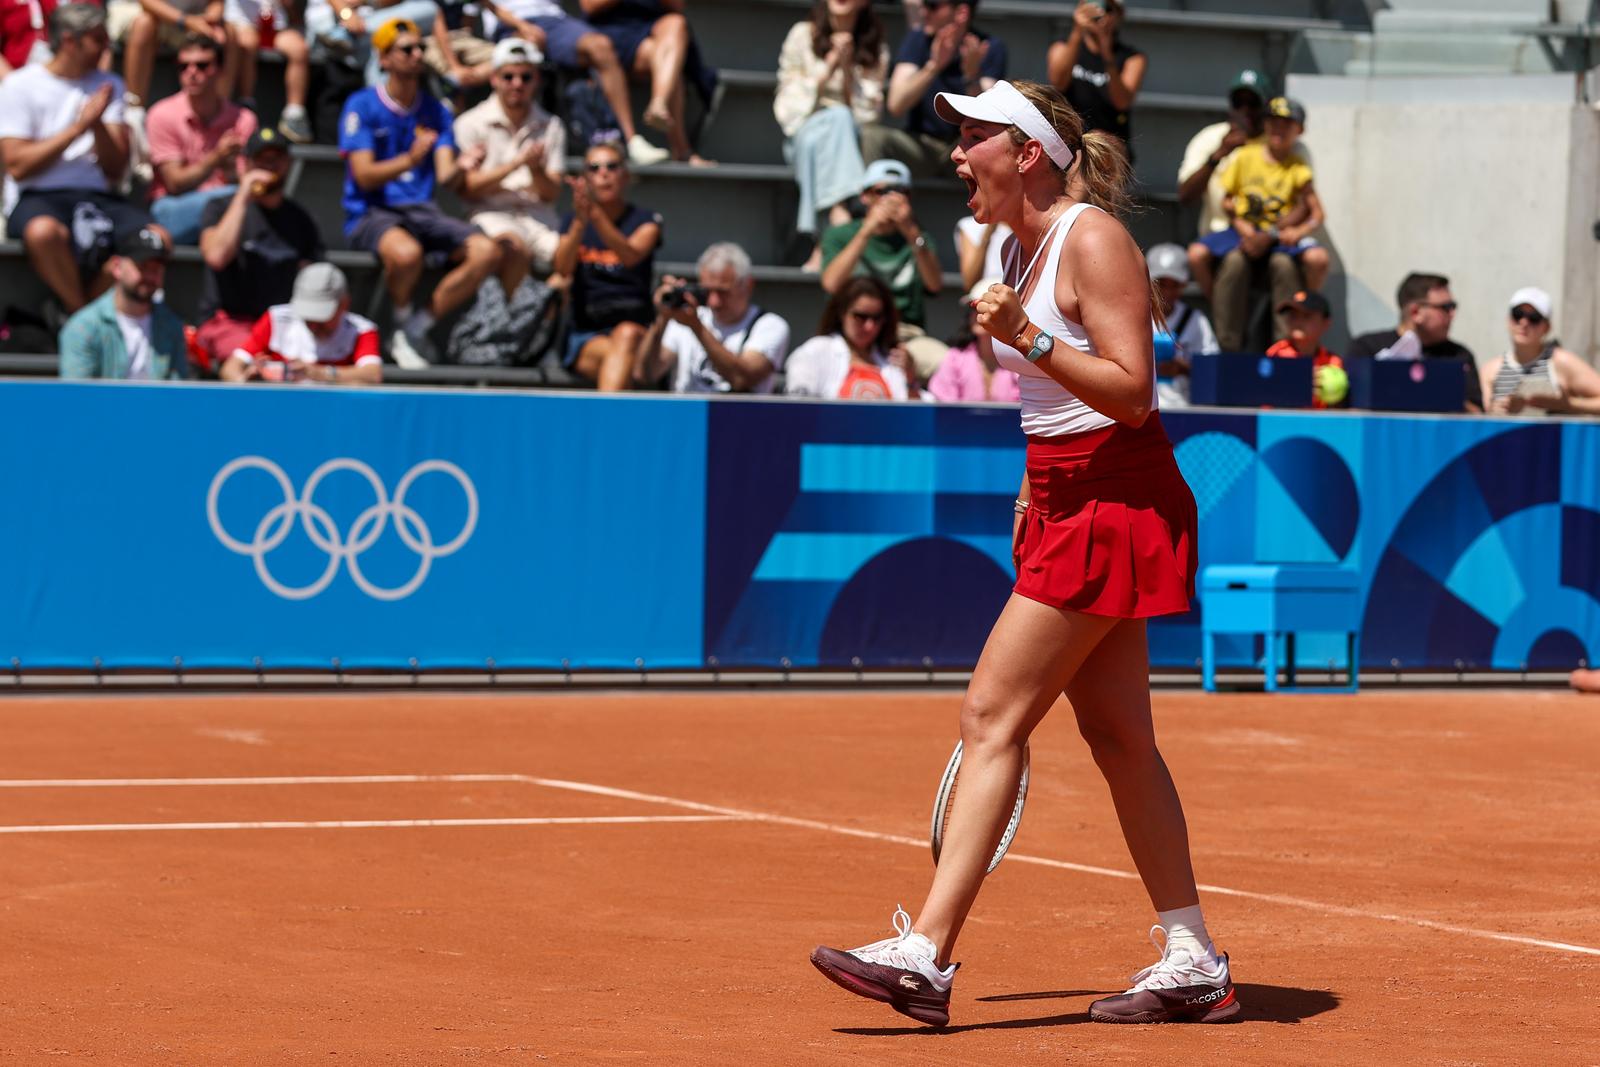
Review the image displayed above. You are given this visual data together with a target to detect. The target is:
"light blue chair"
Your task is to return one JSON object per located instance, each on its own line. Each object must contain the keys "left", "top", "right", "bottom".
{"left": 1201, "top": 564, "right": 1361, "bottom": 692}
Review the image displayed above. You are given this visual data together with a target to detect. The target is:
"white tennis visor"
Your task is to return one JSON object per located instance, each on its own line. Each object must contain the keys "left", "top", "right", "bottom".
{"left": 934, "top": 80, "right": 1075, "bottom": 170}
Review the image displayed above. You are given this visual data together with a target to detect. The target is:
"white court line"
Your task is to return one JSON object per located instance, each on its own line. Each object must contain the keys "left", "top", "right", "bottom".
{"left": 0, "top": 815, "right": 746, "bottom": 834}
{"left": 522, "top": 776, "right": 1600, "bottom": 960}
{"left": 5, "top": 774, "right": 1596, "bottom": 959}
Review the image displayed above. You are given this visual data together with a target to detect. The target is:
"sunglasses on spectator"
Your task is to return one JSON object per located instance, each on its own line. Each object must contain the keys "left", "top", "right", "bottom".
{"left": 586, "top": 160, "right": 624, "bottom": 172}
{"left": 497, "top": 71, "right": 535, "bottom": 83}
{"left": 178, "top": 59, "right": 215, "bottom": 72}
{"left": 847, "top": 309, "right": 885, "bottom": 324}
{"left": 1510, "top": 307, "right": 1546, "bottom": 325}
{"left": 866, "top": 184, "right": 907, "bottom": 197}
{"left": 1419, "top": 300, "right": 1457, "bottom": 313}
{"left": 393, "top": 42, "right": 424, "bottom": 55}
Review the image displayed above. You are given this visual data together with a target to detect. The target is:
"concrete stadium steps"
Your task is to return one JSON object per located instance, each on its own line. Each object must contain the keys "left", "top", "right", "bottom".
{"left": 693, "top": 68, "right": 1226, "bottom": 185}
{"left": 281, "top": 146, "right": 1182, "bottom": 268}
{"left": 689, "top": 0, "right": 1341, "bottom": 101}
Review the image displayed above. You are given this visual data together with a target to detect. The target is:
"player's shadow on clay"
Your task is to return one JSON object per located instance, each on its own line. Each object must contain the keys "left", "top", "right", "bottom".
{"left": 834, "top": 984, "right": 1340, "bottom": 1035}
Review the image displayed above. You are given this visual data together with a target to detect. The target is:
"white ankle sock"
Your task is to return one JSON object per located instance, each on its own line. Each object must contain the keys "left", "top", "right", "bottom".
{"left": 1157, "top": 904, "right": 1212, "bottom": 958}
{"left": 282, "top": 104, "right": 306, "bottom": 119}
{"left": 394, "top": 303, "right": 413, "bottom": 322}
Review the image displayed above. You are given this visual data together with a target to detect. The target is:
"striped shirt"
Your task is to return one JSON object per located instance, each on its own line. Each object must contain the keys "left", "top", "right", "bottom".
{"left": 1492, "top": 343, "right": 1559, "bottom": 403}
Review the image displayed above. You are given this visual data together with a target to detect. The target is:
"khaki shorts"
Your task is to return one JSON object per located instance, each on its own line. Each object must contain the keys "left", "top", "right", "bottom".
{"left": 898, "top": 322, "right": 949, "bottom": 382}
{"left": 472, "top": 210, "right": 560, "bottom": 273}
{"left": 108, "top": 0, "right": 197, "bottom": 47}
{"left": 424, "top": 27, "right": 494, "bottom": 75}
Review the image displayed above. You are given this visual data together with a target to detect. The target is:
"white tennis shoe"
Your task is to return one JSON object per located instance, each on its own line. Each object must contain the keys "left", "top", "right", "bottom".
{"left": 810, "top": 907, "right": 958, "bottom": 1026}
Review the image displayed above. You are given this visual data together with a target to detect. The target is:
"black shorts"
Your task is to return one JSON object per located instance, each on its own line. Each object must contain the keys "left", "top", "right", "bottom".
{"left": 7, "top": 188, "right": 152, "bottom": 269}
{"left": 347, "top": 202, "right": 480, "bottom": 264}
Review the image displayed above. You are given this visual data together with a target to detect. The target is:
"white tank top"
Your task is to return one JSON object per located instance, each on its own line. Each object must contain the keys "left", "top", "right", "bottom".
{"left": 991, "top": 202, "right": 1158, "bottom": 437}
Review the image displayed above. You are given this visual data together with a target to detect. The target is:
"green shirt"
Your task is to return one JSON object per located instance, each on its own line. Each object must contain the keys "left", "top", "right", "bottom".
{"left": 819, "top": 220, "right": 933, "bottom": 329}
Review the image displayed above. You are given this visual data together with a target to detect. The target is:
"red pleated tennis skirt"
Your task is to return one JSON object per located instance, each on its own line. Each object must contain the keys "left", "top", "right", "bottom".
{"left": 1013, "top": 413, "right": 1198, "bottom": 619}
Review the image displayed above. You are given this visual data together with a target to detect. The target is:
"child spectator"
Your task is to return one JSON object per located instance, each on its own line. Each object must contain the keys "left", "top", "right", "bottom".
{"left": 1481, "top": 287, "right": 1600, "bottom": 417}
{"left": 925, "top": 277, "right": 1018, "bottom": 403}
{"left": 0, "top": 4, "right": 150, "bottom": 314}
{"left": 455, "top": 37, "right": 564, "bottom": 294}
{"left": 1197, "top": 96, "right": 1329, "bottom": 350}
{"left": 219, "top": 261, "right": 383, "bottom": 383}
{"left": 58, "top": 225, "right": 188, "bottom": 378}
{"left": 551, "top": 138, "right": 661, "bottom": 392}
{"left": 774, "top": 0, "right": 888, "bottom": 271}
{"left": 580, "top": 0, "right": 718, "bottom": 166}
{"left": 223, "top": 0, "right": 312, "bottom": 141}
{"left": 1146, "top": 242, "right": 1217, "bottom": 407}
{"left": 196, "top": 126, "right": 324, "bottom": 371}
{"left": 785, "top": 275, "right": 916, "bottom": 400}
{"left": 1266, "top": 289, "right": 1345, "bottom": 409}
{"left": 1047, "top": 0, "right": 1144, "bottom": 153}
{"left": 145, "top": 32, "right": 256, "bottom": 243}
{"left": 339, "top": 17, "right": 501, "bottom": 365}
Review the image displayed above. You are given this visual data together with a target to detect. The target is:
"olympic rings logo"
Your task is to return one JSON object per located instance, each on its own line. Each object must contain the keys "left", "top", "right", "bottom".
{"left": 206, "top": 457, "right": 478, "bottom": 601}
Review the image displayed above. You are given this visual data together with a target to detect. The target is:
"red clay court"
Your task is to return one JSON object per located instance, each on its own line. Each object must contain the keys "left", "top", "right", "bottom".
{"left": 1, "top": 686, "right": 1596, "bottom": 1064}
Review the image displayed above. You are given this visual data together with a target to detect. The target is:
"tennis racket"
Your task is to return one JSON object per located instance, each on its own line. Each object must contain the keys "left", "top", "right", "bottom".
{"left": 930, "top": 740, "right": 1030, "bottom": 874}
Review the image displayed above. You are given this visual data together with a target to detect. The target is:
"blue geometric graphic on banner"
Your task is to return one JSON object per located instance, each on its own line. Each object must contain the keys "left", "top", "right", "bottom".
{"left": 1259, "top": 436, "right": 1359, "bottom": 560}
{"left": 1173, "top": 431, "right": 1254, "bottom": 521}
{"left": 820, "top": 538, "right": 1012, "bottom": 667}
{"left": 1255, "top": 467, "right": 1339, "bottom": 563}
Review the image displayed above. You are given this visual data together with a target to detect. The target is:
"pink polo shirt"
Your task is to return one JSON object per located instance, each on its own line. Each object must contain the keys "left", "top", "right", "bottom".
{"left": 145, "top": 92, "right": 257, "bottom": 199}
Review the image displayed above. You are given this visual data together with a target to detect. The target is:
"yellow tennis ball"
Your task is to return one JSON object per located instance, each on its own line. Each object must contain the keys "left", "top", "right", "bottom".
{"left": 1317, "top": 364, "right": 1349, "bottom": 406}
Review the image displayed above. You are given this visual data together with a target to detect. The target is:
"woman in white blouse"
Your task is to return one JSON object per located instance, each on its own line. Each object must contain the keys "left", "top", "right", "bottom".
{"left": 785, "top": 276, "right": 918, "bottom": 401}
{"left": 774, "top": 0, "right": 890, "bottom": 270}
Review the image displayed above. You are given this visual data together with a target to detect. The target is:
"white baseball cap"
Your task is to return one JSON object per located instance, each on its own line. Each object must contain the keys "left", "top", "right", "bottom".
{"left": 933, "top": 80, "right": 1074, "bottom": 169}
{"left": 492, "top": 37, "right": 544, "bottom": 69}
{"left": 1146, "top": 243, "right": 1189, "bottom": 283}
{"left": 292, "top": 262, "right": 348, "bottom": 322}
{"left": 1508, "top": 286, "right": 1553, "bottom": 320}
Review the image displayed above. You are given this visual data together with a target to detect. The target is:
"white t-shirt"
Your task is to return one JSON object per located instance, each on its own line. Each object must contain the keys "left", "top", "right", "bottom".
{"left": 1166, "top": 299, "right": 1220, "bottom": 358}
{"left": 664, "top": 304, "right": 791, "bottom": 394}
{"left": 783, "top": 334, "right": 909, "bottom": 401}
{"left": 0, "top": 65, "right": 126, "bottom": 191}
{"left": 954, "top": 216, "right": 1013, "bottom": 285}
{"left": 115, "top": 309, "right": 154, "bottom": 381}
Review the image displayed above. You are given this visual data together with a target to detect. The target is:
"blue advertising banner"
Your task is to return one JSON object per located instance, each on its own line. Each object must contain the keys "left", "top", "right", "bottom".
{"left": 2, "top": 381, "right": 1596, "bottom": 673}
{"left": 0, "top": 382, "right": 706, "bottom": 669}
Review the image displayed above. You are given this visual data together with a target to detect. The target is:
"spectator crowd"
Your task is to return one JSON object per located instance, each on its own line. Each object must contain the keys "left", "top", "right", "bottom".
{"left": 1, "top": 0, "right": 1595, "bottom": 414}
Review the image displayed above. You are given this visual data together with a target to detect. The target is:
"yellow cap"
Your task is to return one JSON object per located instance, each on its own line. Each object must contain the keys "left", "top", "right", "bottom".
{"left": 372, "top": 17, "right": 420, "bottom": 54}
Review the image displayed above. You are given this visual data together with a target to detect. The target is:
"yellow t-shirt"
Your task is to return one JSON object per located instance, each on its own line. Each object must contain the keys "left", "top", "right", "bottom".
{"left": 1217, "top": 142, "right": 1313, "bottom": 229}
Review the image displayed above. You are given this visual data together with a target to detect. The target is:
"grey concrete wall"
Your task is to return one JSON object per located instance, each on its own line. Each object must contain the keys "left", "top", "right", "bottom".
{"left": 1288, "top": 72, "right": 1600, "bottom": 364}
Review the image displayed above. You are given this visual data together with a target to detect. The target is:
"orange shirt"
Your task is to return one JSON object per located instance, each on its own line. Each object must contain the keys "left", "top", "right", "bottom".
{"left": 1266, "top": 339, "right": 1343, "bottom": 409}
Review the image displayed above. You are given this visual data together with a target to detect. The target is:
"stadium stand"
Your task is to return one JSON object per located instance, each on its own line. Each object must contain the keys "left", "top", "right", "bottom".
{"left": 0, "top": 0, "right": 1387, "bottom": 383}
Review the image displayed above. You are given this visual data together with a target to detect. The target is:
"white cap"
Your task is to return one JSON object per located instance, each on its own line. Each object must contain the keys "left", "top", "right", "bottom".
{"left": 492, "top": 37, "right": 544, "bottom": 69}
{"left": 964, "top": 276, "right": 1002, "bottom": 305}
{"left": 860, "top": 158, "right": 912, "bottom": 194}
{"left": 1146, "top": 243, "right": 1189, "bottom": 283}
{"left": 933, "top": 80, "right": 1074, "bottom": 170}
{"left": 1509, "top": 286, "right": 1553, "bottom": 320}
{"left": 291, "top": 262, "right": 348, "bottom": 322}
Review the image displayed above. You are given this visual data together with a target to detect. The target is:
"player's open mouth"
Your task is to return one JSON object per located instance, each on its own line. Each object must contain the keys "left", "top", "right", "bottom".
{"left": 959, "top": 173, "right": 978, "bottom": 209}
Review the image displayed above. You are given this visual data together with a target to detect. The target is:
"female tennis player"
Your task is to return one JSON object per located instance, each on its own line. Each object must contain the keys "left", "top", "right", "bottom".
{"left": 810, "top": 79, "right": 1235, "bottom": 1028}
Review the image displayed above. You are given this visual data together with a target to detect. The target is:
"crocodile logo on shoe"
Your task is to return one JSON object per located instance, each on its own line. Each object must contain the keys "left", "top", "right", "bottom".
{"left": 899, "top": 975, "right": 922, "bottom": 991}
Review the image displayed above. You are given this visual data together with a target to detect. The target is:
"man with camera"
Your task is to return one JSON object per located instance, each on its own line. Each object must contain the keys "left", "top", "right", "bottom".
{"left": 195, "top": 126, "right": 325, "bottom": 374}
{"left": 635, "top": 242, "right": 791, "bottom": 394}
{"left": 820, "top": 158, "right": 946, "bottom": 380}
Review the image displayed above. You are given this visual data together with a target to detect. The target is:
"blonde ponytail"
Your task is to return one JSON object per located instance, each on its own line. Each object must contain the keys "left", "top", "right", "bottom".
{"left": 1074, "top": 130, "right": 1135, "bottom": 219}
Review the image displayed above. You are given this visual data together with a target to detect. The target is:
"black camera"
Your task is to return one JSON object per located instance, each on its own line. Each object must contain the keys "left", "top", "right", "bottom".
{"left": 661, "top": 283, "right": 710, "bottom": 309}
